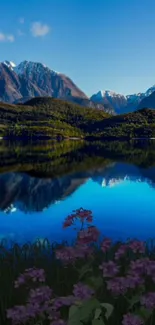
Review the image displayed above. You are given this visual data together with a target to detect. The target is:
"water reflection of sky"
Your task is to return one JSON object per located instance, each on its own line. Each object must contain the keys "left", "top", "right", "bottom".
{"left": 0, "top": 178, "right": 155, "bottom": 245}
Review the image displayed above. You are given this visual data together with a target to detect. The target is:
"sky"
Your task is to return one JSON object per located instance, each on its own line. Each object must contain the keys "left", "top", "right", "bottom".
{"left": 1, "top": 0, "right": 155, "bottom": 97}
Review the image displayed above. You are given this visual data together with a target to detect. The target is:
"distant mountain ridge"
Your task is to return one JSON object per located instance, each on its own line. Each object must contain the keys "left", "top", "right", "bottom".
{"left": 91, "top": 86, "right": 155, "bottom": 114}
{"left": 1, "top": 59, "right": 155, "bottom": 114}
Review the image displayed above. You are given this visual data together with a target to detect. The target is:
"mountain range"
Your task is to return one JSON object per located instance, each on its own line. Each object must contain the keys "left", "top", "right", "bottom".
{"left": 1, "top": 60, "right": 155, "bottom": 114}
{"left": 90, "top": 87, "right": 155, "bottom": 114}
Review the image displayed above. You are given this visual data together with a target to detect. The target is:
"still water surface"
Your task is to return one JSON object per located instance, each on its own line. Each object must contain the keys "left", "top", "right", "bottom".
{"left": 0, "top": 140, "right": 155, "bottom": 245}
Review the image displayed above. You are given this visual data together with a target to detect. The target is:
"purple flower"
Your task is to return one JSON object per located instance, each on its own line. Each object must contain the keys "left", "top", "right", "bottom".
{"left": 122, "top": 313, "right": 144, "bottom": 325}
{"left": 28, "top": 286, "right": 52, "bottom": 305}
{"left": 99, "top": 261, "right": 120, "bottom": 277}
{"left": 100, "top": 238, "right": 112, "bottom": 252}
{"left": 53, "top": 295, "right": 76, "bottom": 310}
{"left": 146, "top": 260, "right": 155, "bottom": 280}
{"left": 14, "top": 268, "right": 45, "bottom": 288}
{"left": 128, "top": 240, "right": 145, "bottom": 254}
{"left": 25, "top": 302, "right": 41, "bottom": 318}
{"left": 56, "top": 246, "right": 77, "bottom": 263}
{"left": 128, "top": 258, "right": 150, "bottom": 276}
{"left": 107, "top": 277, "right": 129, "bottom": 295}
{"left": 73, "top": 282, "right": 94, "bottom": 300}
{"left": 125, "top": 275, "right": 144, "bottom": 289}
{"left": 7, "top": 305, "right": 29, "bottom": 324}
{"left": 115, "top": 245, "right": 127, "bottom": 260}
{"left": 141, "top": 292, "right": 155, "bottom": 310}
{"left": 56, "top": 244, "right": 93, "bottom": 264}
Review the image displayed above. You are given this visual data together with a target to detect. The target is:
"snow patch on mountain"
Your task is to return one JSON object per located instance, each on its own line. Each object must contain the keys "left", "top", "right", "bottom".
{"left": 3, "top": 61, "right": 16, "bottom": 70}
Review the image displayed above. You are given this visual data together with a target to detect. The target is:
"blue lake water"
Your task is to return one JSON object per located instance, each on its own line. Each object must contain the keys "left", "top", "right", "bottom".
{"left": 0, "top": 140, "right": 155, "bottom": 245}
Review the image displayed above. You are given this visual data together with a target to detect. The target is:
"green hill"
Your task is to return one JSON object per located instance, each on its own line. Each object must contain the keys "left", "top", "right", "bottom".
{"left": 0, "top": 97, "right": 155, "bottom": 139}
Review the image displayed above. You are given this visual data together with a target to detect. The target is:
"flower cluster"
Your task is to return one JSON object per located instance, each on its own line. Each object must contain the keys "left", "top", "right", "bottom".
{"left": 55, "top": 244, "right": 93, "bottom": 264}
{"left": 77, "top": 226, "right": 100, "bottom": 245}
{"left": 14, "top": 267, "right": 45, "bottom": 288}
{"left": 128, "top": 240, "right": 145, "bottom": 254}
{"left": 114, "top": 240, "right": 145, "bottom": 261}
{"left": 73, "top": 282, "right": 94, "bottom": 300}
{"left": 122, "top": 313, "right": 144, "bottom": 325}
{"left": 63, "top": 208, "right": 93, "bottom": 229}
{"left": 141, "top": 292, "right": 155, "bottom": 310}
{"left": 100, "top": 237, "right": 112, "bottom": 252}
{"left": 115, "top": 244, "right": 128, "bottom": 260}
{"left": 99, "top": 261, "right": 120, "bottom": 278}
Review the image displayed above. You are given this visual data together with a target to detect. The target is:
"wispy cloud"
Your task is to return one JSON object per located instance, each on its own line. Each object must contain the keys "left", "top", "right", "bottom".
{"left": 19, "top": 17, "right": 25, "bottom": 24}
{"left": 0, "top": 33, "right": 15, "bottom": 42}
{"left": 17, "top": 29, "right": 25, "bottom": 36}
{"left": 30, "top": 22, "right": 50, "bottom": 37}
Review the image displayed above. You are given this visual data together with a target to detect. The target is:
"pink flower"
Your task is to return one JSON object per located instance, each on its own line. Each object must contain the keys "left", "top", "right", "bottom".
{"left": 63, "top": 214, "right": 75, "bottom": 228}
{"left": 63, "top": 208, "right": 93, "bottom": 229}
{"left": 100, "top": 238, "right": 112, "bottom": 252}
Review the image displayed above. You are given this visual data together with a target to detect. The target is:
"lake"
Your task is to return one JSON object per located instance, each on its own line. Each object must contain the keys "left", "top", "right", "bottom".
{"left": 0, "top": 139, "right": 155, "bottom": 246}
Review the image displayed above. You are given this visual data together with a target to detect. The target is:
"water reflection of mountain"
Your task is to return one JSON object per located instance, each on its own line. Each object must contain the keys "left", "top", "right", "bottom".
{"left": 92, "top": 163, "right": 155, "bottom": 188}
{"left": 0, "top": 172, "right": 87, "bottom": 213}
{"left": 0, "top": 140, "right": 155, "bottom": 213}
{"left": 1, "top": 161, "right": 155, "bottom": 213}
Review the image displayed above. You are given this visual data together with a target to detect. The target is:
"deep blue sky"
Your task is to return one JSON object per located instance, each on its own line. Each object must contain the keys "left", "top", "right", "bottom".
{"left": 1, "top": 0, "right": 155, "bottom": 96}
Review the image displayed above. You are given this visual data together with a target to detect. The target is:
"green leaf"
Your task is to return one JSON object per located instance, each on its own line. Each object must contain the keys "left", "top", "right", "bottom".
{"left": 86, "top": 276, "right": 103, "bottom": 290}
{"left": 100, "top": 303, "right": 114, "bottom": 319}
{"left": 94, "top": 308, "right": 102, "bottom": 319}
{"left": 128, "top": 295, "right": 141, "bottom": 310}
{"left": 78, "top": 264, "right": 93, "bottom": 280}
{"left": 79, "top": 298, "right": 101, "bottom": 322}
{"left": 68, "top": 305, "right": 82, "bottom": 325}
{"left": 69, "top": 305, "right": 79, "bottom": 319}
{"left": 134, "top": 307, "right": 152, "bottom": 321}
{"left": 92, "top": 318, "right": 106, "bottom": 325}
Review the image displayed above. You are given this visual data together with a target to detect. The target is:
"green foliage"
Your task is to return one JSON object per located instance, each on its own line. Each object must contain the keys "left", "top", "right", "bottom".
{"left": 0, "top": 98, "right": 155, "bottom": 139}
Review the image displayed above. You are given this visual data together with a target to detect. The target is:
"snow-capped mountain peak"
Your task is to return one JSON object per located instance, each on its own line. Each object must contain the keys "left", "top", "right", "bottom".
{"left": 14, "top": 60, "right": 59, "bottom": 76}
{"left": 97, "top": 90, "right": 124, "bottom": 99}
{"left": 3, "top": 60, "right": 16, "bottom": 70}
